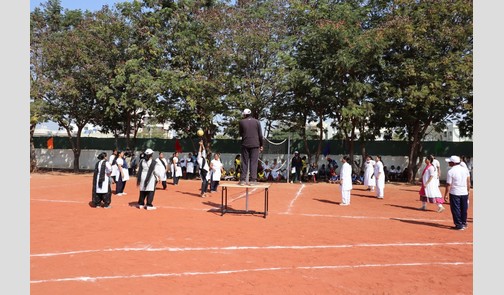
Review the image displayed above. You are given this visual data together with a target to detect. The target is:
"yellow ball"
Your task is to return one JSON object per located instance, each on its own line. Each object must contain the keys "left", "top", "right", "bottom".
{"left": 197, "top": 129, "right": 204, "bottom": 137}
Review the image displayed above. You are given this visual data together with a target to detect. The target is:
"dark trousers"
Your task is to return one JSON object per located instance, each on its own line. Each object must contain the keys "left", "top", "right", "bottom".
{"left": 173, "top": 175, "right": 179, "bottom": 185}
{"left": 449, "top": 193, "right": 469, "bottom": 228}
{"left": 93, "top": 192, "right": 111, "bottom": 207}
{"left": 211, "top": 180, "right": 220, "bottom": 192}
{"left": 116, "top": 174, "right": 126, "bottom": 194}
{"left": 200, "top": 169, "right": 209, "bottom": 194}
{"left": 240, "top": 146, "right": 260, "bottom": 182}
{"left": 138, "top": 191, "right": 155, "bottom": 207}
{"left": 162, "top": 179, "right": 167, "bottom": 189}
{"left": 292, "top": 167, "right": 301, "bottom": 182}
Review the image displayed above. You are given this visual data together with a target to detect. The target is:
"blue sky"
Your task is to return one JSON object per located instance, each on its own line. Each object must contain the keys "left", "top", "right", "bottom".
{"left": 30, "top": 0, "right": 132, "bottom": 12}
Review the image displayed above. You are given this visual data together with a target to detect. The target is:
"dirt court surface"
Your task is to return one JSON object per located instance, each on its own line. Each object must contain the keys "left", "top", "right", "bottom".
{"left": 30, "top": 172, "right": 473, "bottom": 295}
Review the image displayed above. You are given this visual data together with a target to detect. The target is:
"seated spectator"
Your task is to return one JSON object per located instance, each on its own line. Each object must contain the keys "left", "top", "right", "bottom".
{"left": 257, "top": 161, "right": 266, "bottom": 182}
{"left": 262, "top": 160, "right": 272, "bottom": 180}
{"left": 269, "top": 159, "right": 281, "bottom": 182}
{"left": 398, "top": 167, "right": 408, "bottom": 182}
{"left": 389, "top": 165, "right": 397, "bottom": 181}
{"left": 328, "top": 168, "right": 339, "bottom": 184}
{"left": 223, "top": 168, "right": 237, "bottom": 181}
{"left": 327, "top": 157, "right": 339, "bottom": 171}
{"left": 318, "top": 164, "right": 328, "bottom": 181}
{"left": 352, "top": 172, "right": 363, "bottom": 184}
{"left": 393, "top": 165, "right": 402, "bottom": 181}
{"left": 384, "top": 165, "right": 390, "bottom": 182}
{"left": 307, "top": 162, "right": 319, "bottom": 183}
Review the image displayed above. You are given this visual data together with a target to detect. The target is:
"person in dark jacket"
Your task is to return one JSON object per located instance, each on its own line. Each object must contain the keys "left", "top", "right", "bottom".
{"left": 238, "top": 108, "right": 264, "bottom": 185}
{"left": 291, "top": 151, "right": 303, "bottom": 183}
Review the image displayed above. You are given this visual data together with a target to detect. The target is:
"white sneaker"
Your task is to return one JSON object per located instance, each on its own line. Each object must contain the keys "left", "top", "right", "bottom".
{"left": 377, "top": 196, "right": 384, "bottom": 199}
{"left": 340, "top": 203, "right": 349, "bottom": 206}
{"left": 437, "top": 207, "right": 445, "bottom": 213}
{"left": 116, "top": 193, "right": 123, "bottom": 196}
{"left": 146, "top": 206, "right": 157, "bottom": 210}
{"left": 137, "top": 204, "right": 144, "bottom": 209}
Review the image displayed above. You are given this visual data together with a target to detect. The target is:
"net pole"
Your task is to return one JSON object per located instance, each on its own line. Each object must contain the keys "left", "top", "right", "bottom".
{"left": 287, "top": 134, "right": 291, "bottom": 183}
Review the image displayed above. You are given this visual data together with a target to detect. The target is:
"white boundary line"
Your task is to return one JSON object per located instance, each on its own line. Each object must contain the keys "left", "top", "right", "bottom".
{"left": 31, "top": 241, "right": 472, "bottom": 258}
{"left": 30, "top": 261, "right": 472, "bottom": 284}
{"left": 285, "top": 184, "right": 305, "bottom": 214}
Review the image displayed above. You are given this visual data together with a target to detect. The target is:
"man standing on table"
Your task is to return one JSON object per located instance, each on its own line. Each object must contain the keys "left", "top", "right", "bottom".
{"left": 238, "top": 108, "right": 264, "bottom": 186}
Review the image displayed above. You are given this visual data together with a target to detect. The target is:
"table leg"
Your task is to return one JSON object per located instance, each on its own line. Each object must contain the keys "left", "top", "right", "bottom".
{"left": 221, "top": 187, "right": 226, "bottom": 216}
{"left": 264, "top": 188, "right": 268, "bottom": 218}
{"left": 245, "top": 188, "right": 249, "bottom": 212}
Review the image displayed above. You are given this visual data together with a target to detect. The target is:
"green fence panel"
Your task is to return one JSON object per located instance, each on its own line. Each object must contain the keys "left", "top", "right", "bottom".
{"left": 33, "top": 136, "right": 472, "bottom": 157}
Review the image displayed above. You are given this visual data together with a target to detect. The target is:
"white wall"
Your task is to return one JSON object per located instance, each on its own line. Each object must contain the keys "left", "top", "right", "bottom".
{"left": 35, "top": 149, "right": 464, "bottom": 181}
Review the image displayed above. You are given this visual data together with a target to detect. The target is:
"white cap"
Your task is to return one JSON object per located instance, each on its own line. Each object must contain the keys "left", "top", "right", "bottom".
{"left": 145, "top": 148, "right": 154, "bottom": 155}
{"left": 243, "top": 108, "right": 251, "bottom": 115}
{"left": 294, "top": 151, "right": 299, "bottom": 154}
{"left": 445, "top": 155, "right": 461, "bottom": 163}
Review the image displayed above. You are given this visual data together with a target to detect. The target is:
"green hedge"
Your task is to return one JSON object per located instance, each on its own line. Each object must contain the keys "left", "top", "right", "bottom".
{"left": 33, "top": 136, "right": 473, "bottom": 157}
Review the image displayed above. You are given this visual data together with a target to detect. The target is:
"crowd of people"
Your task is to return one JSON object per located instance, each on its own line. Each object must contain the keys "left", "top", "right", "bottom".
{"left": 92, "top": 109, "right": 472, "bottom": 231}
{"left": 93, "top": 148, "right": 472, "bottom": 230}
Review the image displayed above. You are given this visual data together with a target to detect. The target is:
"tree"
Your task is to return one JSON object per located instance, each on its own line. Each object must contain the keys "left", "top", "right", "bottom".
{"left": 40, "top": 8, "right": 117, "bottom": 171}
{"left": 376, "top": 0, "right": 473, "bottom": 182}
{"left": 155, "top": 0, "right": 229, "bottom": 153}
{"left": 96, "top": 1, "right": 170, "bottom": 150}
{"left": 278, "top": 0, "right": 377, "bottom": 164}
{"left": 217, "top": 0, "right": 289, "bottom": 142}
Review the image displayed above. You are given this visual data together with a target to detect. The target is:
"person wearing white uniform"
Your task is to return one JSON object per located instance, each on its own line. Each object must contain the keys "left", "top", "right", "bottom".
{"left": 186, "top": 153, "right": 195, "bottom": 179}
{"left": 155, "top": 152, "right": 169, "bottom": 190}
{"left": 443, "top": 155, "right": 471, "bottom": 230}
{"left": 136, "top": 149, "right": 160, "bottom": 210}
{"left": 109, "top": 148, "right": 118, "bottom": 183}
{"left": 419, "top": 155, "right": 445, "bottom": 212}
{"left": 171, "top": 151, "right": 182, "bottom": 185}
{"left": 210, "top": 153, "right": 224, "bottom": 192}
{"left": 92, "top": 152, "right": 113, "bottom": 208}
{"left": 339, "top": 155, "right": 353, "bottom": 206}
{"left": 363, "top": 155, "right": 376, "bottom": 191}
{"left": 115, "top": 150, "right": 130, "bottom": 196}
{"left": 374, "top": 155, "right": 385, "bottom": 199}
{"left": 431, "top": 155, "right": 441, "bottom": 187}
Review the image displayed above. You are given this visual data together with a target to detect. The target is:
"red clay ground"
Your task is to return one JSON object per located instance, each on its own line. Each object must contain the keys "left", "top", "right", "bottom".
{"left": 30, "top": 172, "right": 473, "bottom": 295}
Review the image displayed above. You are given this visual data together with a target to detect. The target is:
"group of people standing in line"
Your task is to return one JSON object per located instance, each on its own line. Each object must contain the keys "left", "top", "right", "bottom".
{"left": 91, "top": 141, "right": 227, "bottom": 210}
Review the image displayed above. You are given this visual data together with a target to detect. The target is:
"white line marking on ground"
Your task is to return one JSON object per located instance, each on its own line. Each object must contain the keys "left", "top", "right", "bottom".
{"left": 285, "top": 184, "right": 305, "bottom": 214}
{"left": 30, "top": 261, "right": 472, "bottom": 284}
{"left": 229, "top": 188, "right": 258, "bottom": 203}
{"left": 31, "top": 241, "right": 472, "bottom": 258}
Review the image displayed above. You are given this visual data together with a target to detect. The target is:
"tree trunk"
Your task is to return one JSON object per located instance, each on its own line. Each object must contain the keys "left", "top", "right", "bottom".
{"left": 30, "top": 123, "right": 37, "bottom": 172}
